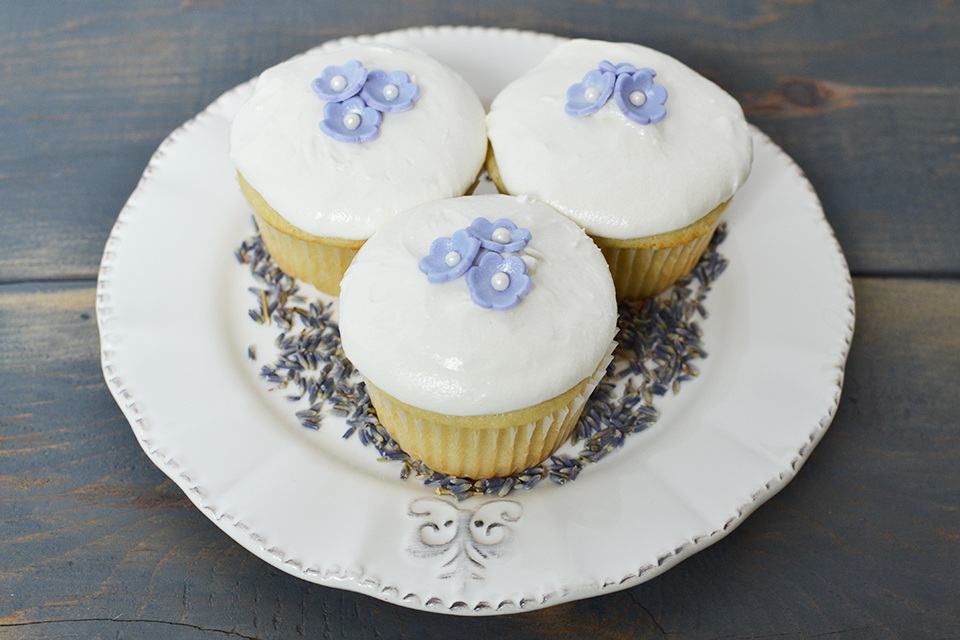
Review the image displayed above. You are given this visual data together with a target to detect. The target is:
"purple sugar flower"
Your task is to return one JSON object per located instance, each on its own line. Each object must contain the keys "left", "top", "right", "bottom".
{"left": 613, "top": 68, "right": 667, "bottom": 125}
{"left": 599, "top": 60, "right": 638, "bottom": 76}
{"left": 465, "top": 253, "right": 532, "bottom": 311}
{"left": 312, "top": 60, "right": 367, "bottom": 102}
{"left": 564, "top": 68, "right": 615, "bottom": 117}
{"left": 419, "top": 218, "right": 535, "bottom": 310}
{"left": 319, "top": 96, "right": 381, "bottom": 143}
{"left": 418, "top": 229, "right": 481, "bottom": 283}
{"left": 360, "top": 69, "right": 420, "bottom": 113}
{"left": 467, "top": 217, "right": 531, "bottom": 253}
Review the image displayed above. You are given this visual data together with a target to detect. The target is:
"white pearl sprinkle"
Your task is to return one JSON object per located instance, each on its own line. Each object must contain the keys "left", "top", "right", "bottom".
{"left": 491, "top": 227, "right": 512, "bottom": 244}
{"left": 584, "top": 87, "right": 600, "bottom": 103}
{"left": 382, "top": 83, "right": 399, "bottom": 100}
{"left": 491, "top": 272, "right": 510, "bottom": 291}
{"left": 330, "top": 75, "right": 347, "bottom": 92}
{"left": 444, "top": 251, "right": 461, "bottom": 267}
{"left": 342, "top": 112, "right": 361, "bottom": 130}
{"left": 629, "top": 90, "right": 647, "bottom": 107}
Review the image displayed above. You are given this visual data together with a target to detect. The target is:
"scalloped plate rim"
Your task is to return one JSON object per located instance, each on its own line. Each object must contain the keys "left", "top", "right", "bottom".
{"left": 96, "top": 26, "right": 855, "bottom": 616}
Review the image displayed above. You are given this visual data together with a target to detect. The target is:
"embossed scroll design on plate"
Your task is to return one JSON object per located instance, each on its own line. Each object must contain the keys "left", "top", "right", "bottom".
{"left": 407, "top": 498, "right": 522, "bottom": 593}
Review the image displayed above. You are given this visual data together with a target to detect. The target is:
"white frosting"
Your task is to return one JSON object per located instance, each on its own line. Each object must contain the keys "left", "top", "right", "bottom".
{"left": 339, "top": 195, "right": 618, "bottom": 416}
{"left": 486, "top": 39, "right": 753, "bottom": 239}
{"left": 230, "top": 43, "right": 488, "bottom": 240}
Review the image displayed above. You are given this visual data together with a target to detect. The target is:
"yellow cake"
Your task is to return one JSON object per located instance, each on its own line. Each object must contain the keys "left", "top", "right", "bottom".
{"left": 338, "top": 195, "right": 618, "bottom": 479}
{"left": 229, "top": 42, "right": 487, "bottom": 295}
{"left": 486, "top": 39, "right": 752, "bottom": 299}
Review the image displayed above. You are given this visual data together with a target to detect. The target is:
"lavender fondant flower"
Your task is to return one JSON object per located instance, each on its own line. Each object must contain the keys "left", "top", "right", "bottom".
{"left": 418, "top": 229, "right": 481, "bottom": 283}
{"left": 564, "top": 68, "right": 615, "bottom": 117}
{"left": 467, "top": 217, "right": 531, "bottom": 253}
{"left": 312, "top": 60, "right": 368, "bottom": 102}
{"left": 360, "top": 69, "right": 420, "bottom": 113}
{"left": 599, "top": 60, "right": 638, "bottom": 76}
{"left": 319, "top": 96, "right": 382, "bottom": 143}
{"left": 465, "top": 252, "right": 532, "bottom": 311}
{"left": 613, "top": 68, "right": 667, "bottom": 125}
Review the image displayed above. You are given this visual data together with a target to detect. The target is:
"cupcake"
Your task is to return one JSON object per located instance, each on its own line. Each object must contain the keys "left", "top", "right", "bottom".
{"left": 229, "top": 42, "right": 488, "bottom": 295}
{"left": 339, "top": 194, "right": 618, "bottom": 479}
{"left": 486, "top": 39, "right": 753, "bottom": 300}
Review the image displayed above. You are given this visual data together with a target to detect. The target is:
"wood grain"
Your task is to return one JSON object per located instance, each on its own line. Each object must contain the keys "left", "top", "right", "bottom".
{"left": 2, "top": 1, "right": 959, "bottom": 637}
{"left": 1, "top": 1, "right": 958, "bottom": 282}
{"left": 1, "top": 278, "right": 957, "bottom": 638}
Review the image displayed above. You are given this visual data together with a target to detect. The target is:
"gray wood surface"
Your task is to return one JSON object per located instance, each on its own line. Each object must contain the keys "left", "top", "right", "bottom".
{"left": 2, "top": 1, "right": 958, "bottom": 638}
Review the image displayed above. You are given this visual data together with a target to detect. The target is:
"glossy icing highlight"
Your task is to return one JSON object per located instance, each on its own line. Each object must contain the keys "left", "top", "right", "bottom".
{"left": 339, "top": 195, "right": 618, "bottom": 416}
{"left": 486, "top": 39, "right": 753, "bottom": 240}
{"left": 230, "top": 42, "right": 487, "bottom": 241}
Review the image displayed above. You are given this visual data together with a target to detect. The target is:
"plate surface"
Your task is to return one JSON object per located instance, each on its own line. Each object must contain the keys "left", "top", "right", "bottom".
{"left": 97, "top": 26, "right": 855, "bottom": 615}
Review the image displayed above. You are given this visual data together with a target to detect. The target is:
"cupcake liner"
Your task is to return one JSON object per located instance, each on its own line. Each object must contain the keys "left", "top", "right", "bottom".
{"left": 592, "top": 201, "right": 726, "bottom": 300}
{"left": 253, "top": 215, "right": 360, "bottom": 296}
{"left": 238, "top": 171, "right": 486, "bottom": 296}
{"left": 486, "top": 150, "right": 730, "bottom": 300}
{"left": 238, "top": 172, "right": 364, "bottom": 296}
{"left": 366, "top": 342, "right": 616, "bottom": 479}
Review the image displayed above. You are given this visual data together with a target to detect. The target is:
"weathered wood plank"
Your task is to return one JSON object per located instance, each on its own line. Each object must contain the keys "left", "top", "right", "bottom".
{"left": 1, "top": 277, "right": 957, "bottom": 638}
{"left": 1, "top": 1, "right": 958, "bottom": 282}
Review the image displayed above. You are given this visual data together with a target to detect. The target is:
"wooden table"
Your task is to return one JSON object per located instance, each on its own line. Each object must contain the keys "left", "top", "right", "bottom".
{"left": 2, "top": 2, "right": 958, "bottom": 638}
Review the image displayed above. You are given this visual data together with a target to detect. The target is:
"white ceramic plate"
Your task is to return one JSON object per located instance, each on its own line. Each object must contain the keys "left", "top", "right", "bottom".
{"left": 97, "top": 26, "right": 855, "bottom": 616}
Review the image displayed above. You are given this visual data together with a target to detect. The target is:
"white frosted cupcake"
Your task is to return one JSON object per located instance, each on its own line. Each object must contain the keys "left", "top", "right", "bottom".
{"left": 230, "top": 42, "right": 488, "bottom": 295}
{"left": 486, "top": 39, "right": 753, "bottom": 299}
{"left": 339, "top": 194, "right": 618, "bottom": 479}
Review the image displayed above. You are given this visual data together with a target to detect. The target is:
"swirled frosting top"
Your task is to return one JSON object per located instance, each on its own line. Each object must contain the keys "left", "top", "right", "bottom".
{"left": 229, "top": 43, "right": 487, "bottom": 241}
{"left": 486, "top": 39, "right": 753, "bottom": 239}
{"left": 339, "top": 195, "right": 618, "bottom": 416}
